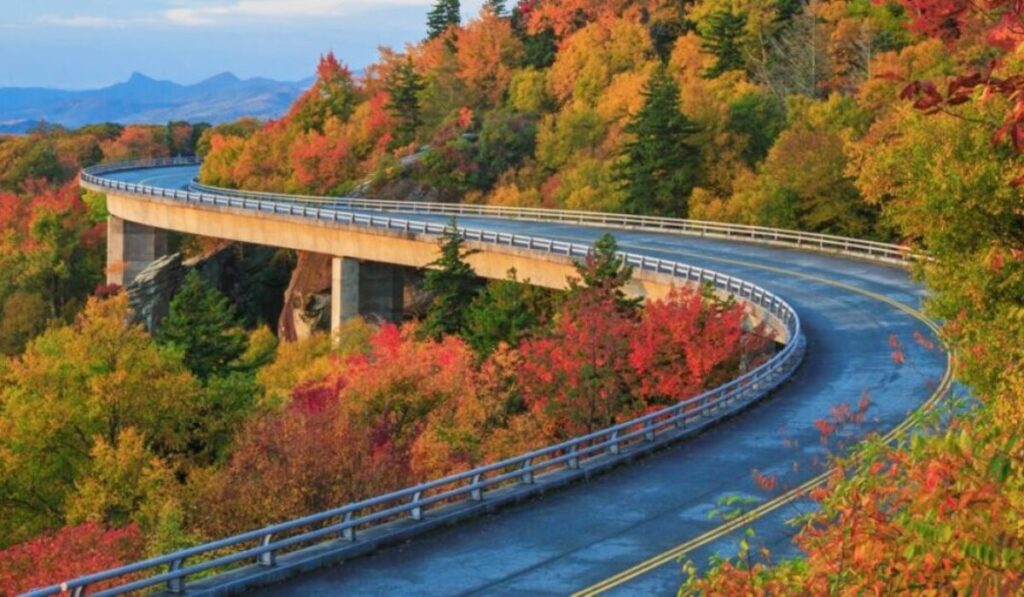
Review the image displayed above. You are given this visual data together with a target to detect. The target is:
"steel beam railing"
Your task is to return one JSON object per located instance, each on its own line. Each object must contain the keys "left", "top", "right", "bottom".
{"left": 84, "top": 156, "right": 919, "bottom": 265}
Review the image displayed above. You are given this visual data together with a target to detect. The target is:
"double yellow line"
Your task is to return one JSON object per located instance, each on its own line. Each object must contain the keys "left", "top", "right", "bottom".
{"left": 572, "top": 252, "right": 955, "bottom": 596}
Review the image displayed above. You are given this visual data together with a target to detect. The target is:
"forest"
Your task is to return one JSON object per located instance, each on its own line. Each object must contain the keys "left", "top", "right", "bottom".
{"left": 2, "top": 0, "right": 1024, "bottom": 592}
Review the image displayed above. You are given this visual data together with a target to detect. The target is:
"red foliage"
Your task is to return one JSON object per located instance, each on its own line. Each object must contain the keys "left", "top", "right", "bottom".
{"left": 518, "top": 288, "right": 765, "bottom": 439}
{"left": 100, "top": 126, "right": 171, "bottom": 162}
{"left": 0, "top": 182, "right": 92, "bottom": 251}
{"left": 888, "top": 0, "right": 972, "bottom": 42}
{"left": 317, "top": 51, "right": 351, "bottom": 83}
{"left": 518, "top": 293, "right": 635, "bottom": 438}
{"left": 290, "top": 122, "right": 356, "bottom": 194}
{"left": 894, "top": 0, "right": 1024, "bottom": 183}
{"left": 0, "top": 523, "right": 143, "bottom": 596}
{"left": 629, "top": 290, "right": 757, "bottom": 407}
{"left": 93, "top": 283, "right": 122, "bottom": 299}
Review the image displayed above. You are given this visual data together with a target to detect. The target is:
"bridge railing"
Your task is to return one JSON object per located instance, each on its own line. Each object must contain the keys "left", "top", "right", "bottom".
{"left": 36, "top": 161, "right": 804, "bottom": 596}
{"left": 83, "top": 156, "right": 919, "bottom": 265}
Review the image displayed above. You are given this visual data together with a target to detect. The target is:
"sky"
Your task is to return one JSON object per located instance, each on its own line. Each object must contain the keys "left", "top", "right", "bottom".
{"left": 0, "top": 0, "right": 486, "bottom": 89}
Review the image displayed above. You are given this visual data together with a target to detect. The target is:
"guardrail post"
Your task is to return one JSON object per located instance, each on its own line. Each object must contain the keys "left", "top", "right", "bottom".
{"left": 644, "top": 420, "right": 655, "bottom": 442}
{"left": 609, "top": 430, "right": 621, "bottom": 455}
{"left": 259, "top": 533, "right": 276, "bottom": 567}
{"left": 521, "top": 458, "right": 534, "bottom": 484}
{"left": 166, "top": 557, "right": 187, "bottom": 593}
{"left": 342, "top": 510, "right": 357, "bottom": 541}
{"left": 410, "top": 491, "right": 424, "bottom": 521}
{"left": 470, "top": 473, "right": 484, "bottom": 501}
{"left": 568, "top": 445, "right": 580, "bottom": 470}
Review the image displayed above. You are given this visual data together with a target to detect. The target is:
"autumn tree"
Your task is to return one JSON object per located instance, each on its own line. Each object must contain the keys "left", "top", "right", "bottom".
{"left": 630, "top": 289, "right": 767, "bottom": 408}
{"left": 518, "top": 291, "right": 635, "bottom": 439}
{"left": 0, "top": 296, "right": 199, "bottom": 546}
{"left": 64, "top": 429, "right": 176, "bottom": 531}
{"left": 0, "top": 182, "right": 105, "bottom": 341}
{"left": 289, "top": 117, "right": 360, "bottom": 194}
{"left": 192, "top": 388, "right": 407, "bottom": 538}
{"left": 614, "top": 64, "right": 702, "bottom": 217}
{"left": 100, "top": 126, "right": 171, "bottom": 162}
{"left": 0, "top": 141, "right": 63, "bottom": 189}
{"left": 456, "top": 7, "right": 524, "bottom": 106}
{"left": 289, "top": 53, "right": 360, "bottom": 132}
{"left": 0, "top": 523, "right": 144, "bottom": 596}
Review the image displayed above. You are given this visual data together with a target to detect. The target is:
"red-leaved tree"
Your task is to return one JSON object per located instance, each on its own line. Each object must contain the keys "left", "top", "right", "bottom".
{"left": 0, "top": 523, "right": 143, "bottom": 595}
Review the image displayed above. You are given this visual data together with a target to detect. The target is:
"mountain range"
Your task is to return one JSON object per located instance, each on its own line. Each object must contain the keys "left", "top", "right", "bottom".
{"left": 0, "top": 72, "right": 314, "bottom": 133}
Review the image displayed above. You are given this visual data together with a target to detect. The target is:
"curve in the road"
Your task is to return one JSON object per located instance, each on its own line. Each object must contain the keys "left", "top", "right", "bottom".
{"left": 48, "top": 162, "right": 949, "bottom": 596}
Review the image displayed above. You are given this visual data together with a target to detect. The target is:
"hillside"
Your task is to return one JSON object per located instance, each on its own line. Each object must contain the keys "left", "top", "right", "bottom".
{"left": 0, "top": 72, "right": 312, "bottom": 130}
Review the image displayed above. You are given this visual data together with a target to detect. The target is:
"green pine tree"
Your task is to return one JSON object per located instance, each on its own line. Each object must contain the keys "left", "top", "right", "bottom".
{"left": 567, "top": 233, "right": 642, "bottom": 314}
{"left": 158, "top": 270, "right": 248, "bottom": 381}
{"left": 426, "top": 0, "right": 461, "bottom": 41}
{"left": 463, "top": 269, "right": 552, "bottom": 358}
{"left": 613, "top": 65, "right": 702, "bottom": 217}
{"left": 386, "top": 56, "right": 426, "bottom": 148}
{"left": 420, "top": 218, "right": 482, "bottom": 340}
{"left": 700, "top": 10, "right": 748, "bottom": 78}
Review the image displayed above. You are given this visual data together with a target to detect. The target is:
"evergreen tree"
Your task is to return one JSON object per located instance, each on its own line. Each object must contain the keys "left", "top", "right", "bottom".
{"left": 426, "top": 0, "right": 461, "bottom": 41}
{"left": 700, "top": 10, "right": 748, "bottom": 78}
{"left": 158, "top": 271, "right": 248, "bottom": 381}
{"left": 420, "top": 219, "right": 482, "bottom": 340}
{"left": 463, "top": 269, "right": 552, "bottom": 358}
{"left": 567, "top": 234, "right": 642, "bottom": 315}
{"left": 613, "top": 65, "right": 702, "bottom": 217}
{"left": 485, "top": 0, "right": 506, "bottom": 16}
{"left": 512, "top": 6, "right": 557, "bottom": 69}
{"left": 386, "top": 57, "right": 426, "bottom": 148}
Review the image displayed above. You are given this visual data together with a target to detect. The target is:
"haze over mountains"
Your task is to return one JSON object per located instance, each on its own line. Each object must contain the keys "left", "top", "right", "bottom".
{"left": 0, "top": 72, "right": 314, "bottom": 133}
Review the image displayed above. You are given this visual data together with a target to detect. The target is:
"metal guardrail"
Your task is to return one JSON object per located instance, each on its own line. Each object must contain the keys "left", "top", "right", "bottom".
{"left": 86, "top": 156, "right": 918, "bottom": 265}
{"left": 32, "top": 159, "right": 807, "bottom": 596}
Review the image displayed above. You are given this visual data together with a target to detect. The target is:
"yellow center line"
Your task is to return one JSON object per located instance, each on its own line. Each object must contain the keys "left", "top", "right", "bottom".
{"left": 571, "top": 250, "right": 955, "bottom": 596}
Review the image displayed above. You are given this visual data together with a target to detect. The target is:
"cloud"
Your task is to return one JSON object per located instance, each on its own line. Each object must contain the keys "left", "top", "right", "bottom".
{"left": 162, "top": 0, "right": 431, "bottom": 26}
{"left": 37, "top": 15, "right": 140, "bottom": 28}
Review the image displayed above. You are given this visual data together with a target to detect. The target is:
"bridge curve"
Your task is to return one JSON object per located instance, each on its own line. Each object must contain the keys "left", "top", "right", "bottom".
{"left": 33, "top": 161, "right": 949, "bottom": 595}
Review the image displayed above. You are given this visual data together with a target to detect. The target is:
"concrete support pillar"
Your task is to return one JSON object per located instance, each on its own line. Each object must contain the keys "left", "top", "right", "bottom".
{"left": 331, "top": 258, "right": 406, "bottom": 334}
{"left": 359, "top": 261, "right": 405, "bottom": 323}
{"left": 107, "top": 216, "right": 168, "bottom": 287}
{"left": 331, "top": 257, "right": 361, "bottom": 334}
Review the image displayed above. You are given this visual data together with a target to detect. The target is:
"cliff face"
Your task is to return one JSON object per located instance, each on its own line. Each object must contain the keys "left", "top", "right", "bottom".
{"left": 277, "top": 252, "right": 333, "bottom": 343}
{"left": 127, "top": 242, "right": 294, "bottom": 333}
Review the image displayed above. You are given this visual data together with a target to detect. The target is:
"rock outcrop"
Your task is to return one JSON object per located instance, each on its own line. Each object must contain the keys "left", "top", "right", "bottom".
{"left": 277, "top": 252, "right": 333, "bottom": 343}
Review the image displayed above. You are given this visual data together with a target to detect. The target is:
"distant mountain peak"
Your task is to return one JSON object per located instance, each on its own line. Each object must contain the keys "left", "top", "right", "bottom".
{"left": 127, "top": 71, "right": 158, "bottom": 84}
{"left": 204, "top": 72, "right": 241, "bottom": 84}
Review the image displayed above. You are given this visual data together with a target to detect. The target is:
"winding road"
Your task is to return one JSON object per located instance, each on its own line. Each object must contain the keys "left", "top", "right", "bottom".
{"left": 94, "top": 164, "right": 948, "bottom": 595}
